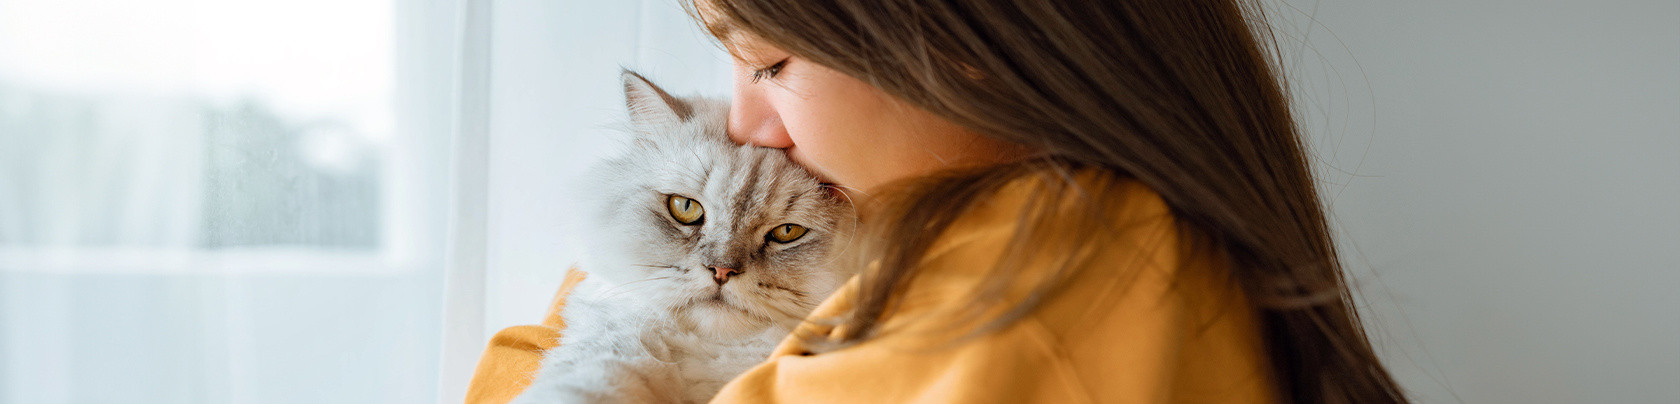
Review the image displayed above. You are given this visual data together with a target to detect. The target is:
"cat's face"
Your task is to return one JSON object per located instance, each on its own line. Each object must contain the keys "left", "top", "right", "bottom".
{"left": 579, "top": 71, "right": 854, "bottom": 338}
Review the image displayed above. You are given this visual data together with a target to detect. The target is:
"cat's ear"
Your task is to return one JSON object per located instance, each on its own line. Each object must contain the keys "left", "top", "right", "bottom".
{"left": 622, "top": 69, "right": 693, "bottom": 129}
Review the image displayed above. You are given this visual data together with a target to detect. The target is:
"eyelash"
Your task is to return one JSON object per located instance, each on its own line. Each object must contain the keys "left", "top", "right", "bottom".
{"left": 749, "top": 58, "right": 789, "bottom": 83}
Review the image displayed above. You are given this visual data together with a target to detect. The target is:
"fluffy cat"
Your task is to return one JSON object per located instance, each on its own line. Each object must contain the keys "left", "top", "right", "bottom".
{"left": 510, "top": 71, "right": 853, "bottom": 404}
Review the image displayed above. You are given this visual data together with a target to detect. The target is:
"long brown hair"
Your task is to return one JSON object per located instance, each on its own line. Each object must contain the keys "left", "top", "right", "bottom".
{"left": 691, "top": 1, "right": 1407, "bottom": 403}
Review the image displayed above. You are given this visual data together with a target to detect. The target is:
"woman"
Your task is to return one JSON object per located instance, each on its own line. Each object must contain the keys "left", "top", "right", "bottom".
{"left": 469, "top": 0, "right": 1408, "bottom": 403}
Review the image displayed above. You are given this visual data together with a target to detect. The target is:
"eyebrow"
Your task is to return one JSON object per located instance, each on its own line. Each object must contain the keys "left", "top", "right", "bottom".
{"left": 701, "top": 19, "right": 751, "bottom": 59}
{"left": 690, "top": 2, "right": 761, "bottom": 61}
{"left": 710, "top": 20, "right": 737, "bottom": 43}
{"left": 694, "top": 3, "right": 737, "bottom": 43}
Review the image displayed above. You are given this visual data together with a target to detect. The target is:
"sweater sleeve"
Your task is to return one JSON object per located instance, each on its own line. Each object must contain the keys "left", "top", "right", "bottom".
{"left": 463, "top": 269, "right": 588, "bottom": 404}
{"left": 708, "top": 320, "right": 1093, "bottom": 404}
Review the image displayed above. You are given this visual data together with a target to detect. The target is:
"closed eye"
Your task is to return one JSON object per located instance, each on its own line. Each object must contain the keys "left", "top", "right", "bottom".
{"left": 749, "top": 58, "right": 789, "bottom": 83}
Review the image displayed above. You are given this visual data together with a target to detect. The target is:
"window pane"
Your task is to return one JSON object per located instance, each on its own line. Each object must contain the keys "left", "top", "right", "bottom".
{"left": 200, "top": 100, "right": 383, "bottom": 249}
{"left": 0, "top": 0, "right": 446, "bottom": 403}
{"left": 0, "top": 0, "right": 394, "bottom": 250}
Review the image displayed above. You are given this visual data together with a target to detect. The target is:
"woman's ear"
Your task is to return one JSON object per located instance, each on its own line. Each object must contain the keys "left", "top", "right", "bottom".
{"left": 622, "top": 69, "right": 694, "bottom": 129}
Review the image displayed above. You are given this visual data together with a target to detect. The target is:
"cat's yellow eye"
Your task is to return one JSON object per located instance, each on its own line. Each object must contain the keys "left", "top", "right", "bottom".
{"left": 667, "top": 195, "right": 704, "bottom": 225}
{"left": 766, "top": 223, "right": 808, "bottom": 243}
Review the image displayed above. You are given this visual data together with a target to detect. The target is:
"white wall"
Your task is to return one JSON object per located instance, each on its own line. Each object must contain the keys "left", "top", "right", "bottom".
{"left": 1272, "top": 1, "right": 1680, "bottom": 402}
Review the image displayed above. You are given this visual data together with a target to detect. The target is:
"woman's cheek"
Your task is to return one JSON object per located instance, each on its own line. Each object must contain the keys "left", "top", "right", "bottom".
{"left": 785, "top": 117, "right": 859, "bottom": 186}
{"left": 778, "top": 68, "right": 897, "bottom": 190}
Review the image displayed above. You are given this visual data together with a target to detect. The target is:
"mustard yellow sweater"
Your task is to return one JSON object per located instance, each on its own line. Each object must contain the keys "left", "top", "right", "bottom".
{"left": 466, "top": 174, "right": 1276, "bottom": 403}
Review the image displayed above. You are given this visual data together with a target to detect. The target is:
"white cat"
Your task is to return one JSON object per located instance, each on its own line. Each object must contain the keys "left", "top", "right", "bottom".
{"left": 510, "top": 71, "right": 854, "bottom": 404}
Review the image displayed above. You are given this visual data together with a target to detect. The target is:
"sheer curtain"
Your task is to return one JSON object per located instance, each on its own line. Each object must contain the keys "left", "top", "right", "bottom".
{"left": 0, "top": 0, "right": 727, "bottom": 402}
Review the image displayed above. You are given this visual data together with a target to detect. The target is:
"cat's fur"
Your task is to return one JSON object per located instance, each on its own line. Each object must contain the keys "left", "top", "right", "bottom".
{"left": 511, "top": 71, "right": 853, "bottom": 404}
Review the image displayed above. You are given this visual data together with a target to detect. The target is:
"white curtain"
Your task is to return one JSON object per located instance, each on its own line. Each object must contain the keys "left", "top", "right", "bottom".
{"left": 0, "top": 0, "right": 727, "bottom": 402}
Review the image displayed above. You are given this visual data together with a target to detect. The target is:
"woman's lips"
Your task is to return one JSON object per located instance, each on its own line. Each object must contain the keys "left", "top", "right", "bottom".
{"left": 819, "top": 183, "right": 847, "bottom": 200}
{"left": 784, "top": 150, "right": 853, "bottom": 202}
{"left": 784, "top": 146, "right": 837, "bottom": 184}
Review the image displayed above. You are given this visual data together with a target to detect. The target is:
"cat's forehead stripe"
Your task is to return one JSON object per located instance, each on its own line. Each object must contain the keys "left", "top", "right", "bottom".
{"left": 729, "top": 148, "right": 764, "bottom": 236}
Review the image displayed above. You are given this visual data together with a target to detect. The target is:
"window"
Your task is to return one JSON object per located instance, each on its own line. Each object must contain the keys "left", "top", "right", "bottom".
{"left": 0, "top": 0, "right": 452, "bottom": 402}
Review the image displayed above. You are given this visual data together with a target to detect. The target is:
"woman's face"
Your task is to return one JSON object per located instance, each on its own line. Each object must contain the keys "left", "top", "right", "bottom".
{"left": 722, "top": 35, "right": 1028, "bottom": 206}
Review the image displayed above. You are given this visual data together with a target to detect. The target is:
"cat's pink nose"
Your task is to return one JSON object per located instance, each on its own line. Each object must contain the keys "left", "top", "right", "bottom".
{"left": 708, "top": 267, "right": 739, "bottom": 285}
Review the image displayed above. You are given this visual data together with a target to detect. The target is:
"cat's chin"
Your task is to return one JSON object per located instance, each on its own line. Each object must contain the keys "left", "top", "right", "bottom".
{"left": 679, "top": 300, "right": 774, "bottom": 339}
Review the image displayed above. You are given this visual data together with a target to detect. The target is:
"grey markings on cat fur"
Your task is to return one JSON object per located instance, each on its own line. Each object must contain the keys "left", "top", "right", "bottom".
{"left": 511, "top": 70, "right": 854, "bottom": 404}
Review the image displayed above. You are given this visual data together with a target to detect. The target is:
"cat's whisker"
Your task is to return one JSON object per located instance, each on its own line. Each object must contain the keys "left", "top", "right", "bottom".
{"left": 808, "top": 184, "right": 866, "bottom": 270}
{"left": 592, "top": 276, "right": 679, "bottom": 300}
{"left": 819, "top": 182, "right": 870, "bottom": 198}
{"left": 749, "top": 283, "right": 822, "bottom": 315}
{"left": 597, "top": 283, "right": 670, "bottom": 301}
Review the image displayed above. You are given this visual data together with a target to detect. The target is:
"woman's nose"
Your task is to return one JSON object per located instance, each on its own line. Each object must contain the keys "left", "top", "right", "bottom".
{"left": 728, "top": 68, "right": 794, "bottom": 148}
